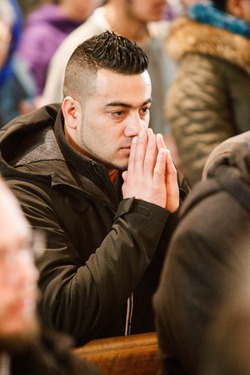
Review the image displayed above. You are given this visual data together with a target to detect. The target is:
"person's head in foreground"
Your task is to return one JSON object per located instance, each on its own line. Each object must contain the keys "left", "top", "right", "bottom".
{"left": 0, "top": 178, "right": 102, "bottom": 374}
{"left": 0, "top": 178, "right": 40, "bottom": 352}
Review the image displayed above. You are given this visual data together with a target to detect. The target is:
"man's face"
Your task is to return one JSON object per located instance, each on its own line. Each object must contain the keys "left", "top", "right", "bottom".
{"left": 124, "top": 0, "right": 168, "bottom": 21}
{"left": 239, "top": 0, "right": 250, "bottom": 24}
{"left": 0, "top": 184, "right": 40, "bottom": 350}
{"left": 72, "top": 0, "right": 103, "bottom": 18}
{"left": 72, "top": 69, "right": 152, "bottom": 172}
{"left": 228, "top": 0, "right": 250, "bottom": 24}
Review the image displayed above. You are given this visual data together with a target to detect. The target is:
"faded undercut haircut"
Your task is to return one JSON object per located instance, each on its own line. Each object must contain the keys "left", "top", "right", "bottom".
{"left": 63, "top": 30, "right": 149, "bottom": 100}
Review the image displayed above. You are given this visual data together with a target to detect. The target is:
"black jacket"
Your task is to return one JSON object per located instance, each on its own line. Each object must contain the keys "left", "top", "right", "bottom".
{"left": 0, "top": 104, "right": 188, "bottom": 346}
{"left": 153, "top": 140, "right": 250, "bottom": 375}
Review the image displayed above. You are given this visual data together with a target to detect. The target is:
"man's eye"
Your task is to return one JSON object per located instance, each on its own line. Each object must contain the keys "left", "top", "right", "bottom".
{"left": 140, "top": 107, "right": 150, "bottom": 115}
{"left": 111, "top": 111, "right": 125, "bottom": 117}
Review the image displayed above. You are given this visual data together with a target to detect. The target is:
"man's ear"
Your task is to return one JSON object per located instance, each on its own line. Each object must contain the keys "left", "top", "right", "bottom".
{"left": 62, "top": 96, "right": 78, "bottom": 129}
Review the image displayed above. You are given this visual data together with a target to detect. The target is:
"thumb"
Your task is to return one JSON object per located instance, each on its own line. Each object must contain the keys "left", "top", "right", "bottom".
{"left": 122, "top": 170, "right": 128, "bottom": 182}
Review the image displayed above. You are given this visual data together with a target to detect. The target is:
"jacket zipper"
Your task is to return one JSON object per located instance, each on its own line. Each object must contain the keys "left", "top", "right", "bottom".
{"left": 125, "top": 293, "right": 134, "bottom": 335}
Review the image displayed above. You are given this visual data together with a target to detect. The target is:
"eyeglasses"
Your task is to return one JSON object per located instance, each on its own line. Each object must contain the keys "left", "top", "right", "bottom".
{"left": 0, "top": 230, "right": 46, "bottom": 268}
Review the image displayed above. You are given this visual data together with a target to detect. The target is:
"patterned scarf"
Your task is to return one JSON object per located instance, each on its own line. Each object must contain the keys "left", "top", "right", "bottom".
{"left": 189, "top": 1, "right": 250, "bottom": 38}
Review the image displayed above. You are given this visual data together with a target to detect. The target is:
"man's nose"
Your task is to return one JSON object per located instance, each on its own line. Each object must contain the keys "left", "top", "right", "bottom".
{"left": 124, "top": 113, "right": 146, "bottom": 137}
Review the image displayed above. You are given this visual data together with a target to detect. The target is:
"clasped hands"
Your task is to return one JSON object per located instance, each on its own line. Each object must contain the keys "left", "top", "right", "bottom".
{"left": 122, "top": 129, "right": 179, "bottom": 213}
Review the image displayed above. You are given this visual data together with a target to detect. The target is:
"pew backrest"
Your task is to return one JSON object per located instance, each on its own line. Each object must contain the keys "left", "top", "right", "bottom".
{"left": 73, "top": 332, "right": 159, "bottom": 375}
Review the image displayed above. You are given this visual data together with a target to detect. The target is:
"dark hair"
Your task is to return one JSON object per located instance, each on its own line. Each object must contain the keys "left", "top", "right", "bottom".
{"left": 63, "top": 31, "right": 149, "bottom": 99}
{"left": 211, "top": 0, "right": 227, "bottom": 11}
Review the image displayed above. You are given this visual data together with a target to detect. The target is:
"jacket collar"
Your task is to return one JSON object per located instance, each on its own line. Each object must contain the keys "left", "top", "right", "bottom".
{"left": 0, "top": 104, "right": 122, "bottom": 205}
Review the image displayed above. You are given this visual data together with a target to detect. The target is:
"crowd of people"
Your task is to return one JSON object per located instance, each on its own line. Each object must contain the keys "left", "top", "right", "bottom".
{"left": 17, "top": 0, "right": 102, "bottom": 100}
{"left": 1, "top": 0, "right": 250, "bottom": 374}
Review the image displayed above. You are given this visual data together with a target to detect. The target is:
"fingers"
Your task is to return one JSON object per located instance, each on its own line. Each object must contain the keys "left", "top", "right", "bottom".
{"left": 122, "top": 170, "right": 128, "bottom": 183}
{"left": 123, "top": 128, "right": 179, "bottom": 211}
{"left": 129, "top": 129, "right": 159, "bottom": 178}
{"left": 143, "top": 129, "right": 157, "bottom": 176}
{"left": 127, "top": 130, "right": 147, "bottom": 175}
{"left": 165, "top": 150, "right": 180, "bottom": 212}
{"left": 156, "top": 133, "right": 166, "bottom": 151}
{"left": 153, "top": 147, "right": 168, "bottom": 186}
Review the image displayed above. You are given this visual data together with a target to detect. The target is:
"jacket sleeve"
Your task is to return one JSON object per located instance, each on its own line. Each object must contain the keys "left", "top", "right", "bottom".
{"left": 6, "top": 178, "right": 172, "bottom": 345}
{"left": 166, "top": 54, "right": 236, "bottom": 186}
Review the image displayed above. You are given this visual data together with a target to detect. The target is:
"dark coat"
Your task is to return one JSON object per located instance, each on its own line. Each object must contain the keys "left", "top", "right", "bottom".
{"left": 0, "top": 104, "right": 188, "bottom": 346}
{"left": 153, "top": 140, "right": 250, "bottom": 375}
{"left": 166, "top": 17, "right": 250, "bottom": 186}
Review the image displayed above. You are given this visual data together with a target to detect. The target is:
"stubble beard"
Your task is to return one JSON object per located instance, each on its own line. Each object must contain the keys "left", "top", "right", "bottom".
{"left": 86, "top": 148, "right": 129, "bottom": 172}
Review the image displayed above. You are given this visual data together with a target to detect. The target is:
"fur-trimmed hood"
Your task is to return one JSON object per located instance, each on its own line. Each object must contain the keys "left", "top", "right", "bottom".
{"left": 167, "top": 17, "right": 250, "bottom": 74}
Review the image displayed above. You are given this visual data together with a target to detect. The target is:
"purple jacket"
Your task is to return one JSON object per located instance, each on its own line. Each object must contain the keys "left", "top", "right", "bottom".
{"left": 17, "top": 4, "right": 83, "bottom": 95}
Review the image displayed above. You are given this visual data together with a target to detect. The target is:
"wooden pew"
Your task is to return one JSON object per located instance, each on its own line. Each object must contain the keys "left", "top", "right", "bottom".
{"left": 73, "top": 332, "right": 160, "bottom": 375}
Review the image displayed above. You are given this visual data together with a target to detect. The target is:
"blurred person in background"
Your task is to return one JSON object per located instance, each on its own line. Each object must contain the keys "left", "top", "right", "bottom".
{"left": 17, "top": 0, "right": 102, "bottom": 104}
{"left": 165, "top": 0, "right": 250, "bottom": 186}
{"left": 165, "top": 0, "right": 208, "bottom": 20}
{"left": 0, "top": 0, "right": 36, "bottom": 127}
